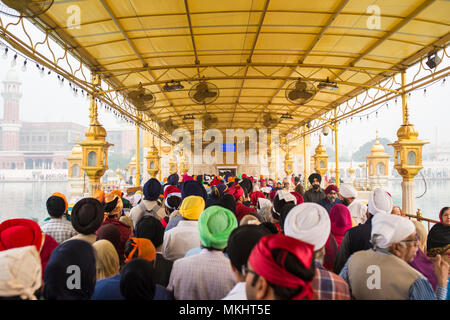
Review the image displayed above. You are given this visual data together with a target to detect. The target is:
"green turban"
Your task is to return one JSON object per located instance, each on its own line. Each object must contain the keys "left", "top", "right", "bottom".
{"left": 198, "top": 205, "right": 238, "bottom": 250}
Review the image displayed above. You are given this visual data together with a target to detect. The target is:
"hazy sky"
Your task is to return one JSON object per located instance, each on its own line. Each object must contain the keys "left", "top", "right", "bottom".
{"left": 0, "top": 14, "right": 449, "bottom": 156}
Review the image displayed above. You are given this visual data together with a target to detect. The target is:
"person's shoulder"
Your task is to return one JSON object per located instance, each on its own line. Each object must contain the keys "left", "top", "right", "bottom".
{"left": 428, "top": 222, "right": 444, "bottom": 233}
{"left": 323, "top": 268, "right": 348, "bottom": 284}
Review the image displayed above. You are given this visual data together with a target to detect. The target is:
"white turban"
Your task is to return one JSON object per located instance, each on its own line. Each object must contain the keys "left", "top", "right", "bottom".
{"left": 0, "top": 246, "right": 42, "bottom": 300}
{"left": 371, "top": 213, "right": 415, "bottom": 249}
{"left": 257, "top": 198, "right": 273, "bottom": 223}
{"left": 339, "top": 184, "right": 357, "bottom": 199}
{"left": 260, "top": 186, "right": 272, "bottom": 194}
{"left": 284, "top": 203, "right": 331, "bottom": 251}
{"left": 276, "top": 190, "right": 297, "bottom": 204}
{"left": 368, "top": 188, "right": 393, "bottom": 216}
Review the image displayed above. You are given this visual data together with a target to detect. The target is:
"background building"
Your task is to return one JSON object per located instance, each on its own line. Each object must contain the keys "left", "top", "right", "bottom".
{"left": 0, "top": 69, "right": 86, "bottom": 171}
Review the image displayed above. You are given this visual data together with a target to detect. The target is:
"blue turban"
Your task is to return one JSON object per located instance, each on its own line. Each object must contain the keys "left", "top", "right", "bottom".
{"left": 143, "top": 178, "right": 161, "bottom": 201}
{"left": 167, "top": 174, "right": 179, "bottom": 186}
{"left": 181, "top": 180, "right": 207, "bottom": 200}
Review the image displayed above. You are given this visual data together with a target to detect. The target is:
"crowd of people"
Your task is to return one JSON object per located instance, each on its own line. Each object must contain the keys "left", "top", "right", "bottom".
{"left": 0, "top": 172, "right": 448, "bottom": 300}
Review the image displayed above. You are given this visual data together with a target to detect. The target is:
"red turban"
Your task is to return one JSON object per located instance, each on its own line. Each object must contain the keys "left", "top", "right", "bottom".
{"left": 290, "top": 192, "right": 304, "bottom": 205}
{"left": 164, "top": 185, "right": 181, "bottom": 199}
{"left": 0, "top": 219, "right": 43, "bottom": 251}
{"left": 209, "top": 177, "right": 222, "bottom": 187}
{"left": 182, "top": 174, "right": 194, "bottom": 182}
{"left": 324, "top": 185, "right": 338, "bottom": 195}
{"left": 248, "top": 234, "right": 315, "bottom": 300}
{"left": 250, "top": 191, "right": 266, "bottom": 207}
{"left": 226, "top": 185, "right": 244, "bottom": 200}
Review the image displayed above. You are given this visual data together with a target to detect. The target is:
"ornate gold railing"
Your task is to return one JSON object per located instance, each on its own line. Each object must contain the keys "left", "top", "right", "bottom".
{"left": 405, "top": 209, "right": 439, "bottom": 232}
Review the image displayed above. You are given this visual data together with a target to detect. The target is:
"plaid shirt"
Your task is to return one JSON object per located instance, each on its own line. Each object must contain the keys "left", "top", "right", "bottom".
{"left": 167, "top": 249, "right": 236, "bottom": 300}
{"left": 40, "top": 217, "right": 78, "bottom": 244}
{"left": 312, "top": 262, "right": 351, "bottom": 300}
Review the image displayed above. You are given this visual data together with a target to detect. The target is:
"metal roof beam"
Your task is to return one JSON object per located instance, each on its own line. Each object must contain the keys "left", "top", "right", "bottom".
{"left": 231, "top": 0, "right": 271, "bottom": 125}
{"left": 254, "top": 0, "right": 350, "bottom": 128}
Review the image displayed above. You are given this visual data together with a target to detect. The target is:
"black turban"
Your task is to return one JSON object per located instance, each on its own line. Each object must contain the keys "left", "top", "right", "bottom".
{"left": 218, "top": 193, "right": 236, "bottom": 215}
{"left": 227, "top": 225, "right": 271, "bottom": 272}
{"left": 71, "top": 198, "right": 104, "bottom": 235}
{"left": 135, "top": 215, "right": 165, "bottom": 248}
{"left": 239, "top": 178, "right": 253, "bottom": 194}
{"left": 120, "top": 258, "right": 156, "bottom": 300}
{"left": 308, "top": 173, "right": 322, "bottom": 184}
{"left": 46, "top": 196, "right": 66, "bottom": 218}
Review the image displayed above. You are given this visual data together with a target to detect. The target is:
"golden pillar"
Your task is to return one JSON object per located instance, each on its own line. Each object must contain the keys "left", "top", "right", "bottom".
{"left": 389, "top": 72, "right": 428, "bottom": 215}
{"left": 333, "top": 109, "right": 340, "bottom": 188}
{"left": 79, "top": 74, "right": 112, "bottom": 196}
{"left": 284, "top": 142, "right": 293, "bottom": 177}
{"left": 313, "top": 135, "right": 328, "bottom": 187}
{"left": 303, "top": 126, "right": 308, "bottom": 189}
{"left": 135, "top": 120, "right": 141, "bottom": 187}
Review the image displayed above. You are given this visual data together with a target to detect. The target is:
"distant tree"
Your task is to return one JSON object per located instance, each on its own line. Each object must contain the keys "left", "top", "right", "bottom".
{"left": 351, "top": 138, "right": 394, "bottom": 162}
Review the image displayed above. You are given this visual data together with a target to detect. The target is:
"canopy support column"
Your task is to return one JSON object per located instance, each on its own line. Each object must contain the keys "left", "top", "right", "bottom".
{"left": 136, "top": 123, "right": 140, "bottom": 187}
{"left": 334, "top": 109, "right": 340, "bottom": 188}
{"left": 303, "top": 126, "right": 308, "bottom": 189}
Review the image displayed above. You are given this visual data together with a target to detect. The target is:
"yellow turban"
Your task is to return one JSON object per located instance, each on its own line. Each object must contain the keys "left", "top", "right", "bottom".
{"left": 180, "top": 196, "right": 205, "bottom": 220}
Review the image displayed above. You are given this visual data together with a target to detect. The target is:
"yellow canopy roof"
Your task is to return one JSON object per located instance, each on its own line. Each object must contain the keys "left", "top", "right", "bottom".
{"left": 1, "top": 0, "right": 449, "bottom": 141}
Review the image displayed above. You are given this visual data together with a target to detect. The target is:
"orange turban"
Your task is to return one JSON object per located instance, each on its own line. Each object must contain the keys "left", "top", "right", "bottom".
{"left": 94, "top": 190, "right": 105, "bottom": 204}
{"left": 110, "top": 190, "right": 123, "bottom": 198}
{"left": 124, "top": 237, "right": 156, "bottom": 263}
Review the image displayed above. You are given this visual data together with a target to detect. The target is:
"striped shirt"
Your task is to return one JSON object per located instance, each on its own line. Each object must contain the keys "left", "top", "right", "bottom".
{"left": 312, "top": 262, "right": 351, "bottom": 300}
{"left": 40, "top": 217, "right": 78, "bottom": 244}
{"left": 339, "top": 250, "right": 447, "bottom": 300}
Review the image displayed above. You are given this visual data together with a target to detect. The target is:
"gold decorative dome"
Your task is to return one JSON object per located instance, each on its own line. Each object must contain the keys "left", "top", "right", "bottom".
{"left": 369, "top": 130, "right": 388, "bottom": 156}
{"left": 370, "top": 139, "right": 385, "bottom": 154}
{"left": 396, "top": 123, "right": 419, "bottom": 140}
{"left": 315, "top": 136, "right": 327, "bottom": 155}
{"left": 116, "top": 167, "right": 122, "bottom": 175}
{"left": 85, "top": 124, "right": 107, "bottom": 139}
{"left": 315, "top": 144, "right": 326, "bottom": 154}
